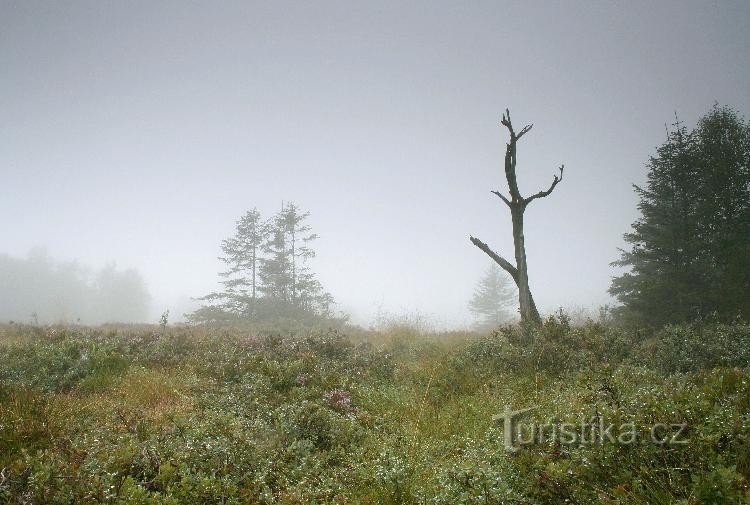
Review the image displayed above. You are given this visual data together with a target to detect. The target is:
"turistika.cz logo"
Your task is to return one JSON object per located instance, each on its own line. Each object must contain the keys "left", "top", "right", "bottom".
{"left": 493, "top": 405, "right": 689, "bottom": 452}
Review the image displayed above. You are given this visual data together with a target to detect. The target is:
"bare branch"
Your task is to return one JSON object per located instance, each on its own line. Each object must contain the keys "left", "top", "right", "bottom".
{"left": 516, "top": 123, "right": 533, "bottom": 140}
{"left": 469, "top": 236, "right": 519, "bottom": 283}
{"left": 524, "top": 165, "right": 564, "bottom": 205}
{"left": 490, "top": 190, "right": 512, "bottom": 207}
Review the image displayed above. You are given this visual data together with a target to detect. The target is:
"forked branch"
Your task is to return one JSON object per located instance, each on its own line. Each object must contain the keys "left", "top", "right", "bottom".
{"left": 501, "top": 108, "right": 533, "bottom": 141}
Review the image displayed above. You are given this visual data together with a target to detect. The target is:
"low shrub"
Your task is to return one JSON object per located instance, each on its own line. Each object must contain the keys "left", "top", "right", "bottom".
{"left": 0, "top": 321, "right": 748, "bottom": 502}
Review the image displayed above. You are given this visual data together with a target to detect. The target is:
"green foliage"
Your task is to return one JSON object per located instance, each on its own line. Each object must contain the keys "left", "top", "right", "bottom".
{"left": 691, "top": 466, "right": 747, "bottom": 504}
{"left": 1, "top": 321, "right": 749, "bottom": 503}
{"left": 636, "top": 322, "right": 750, "bottom": 373}
{"left": 611, "top": 105, "right": 750, "bottom": 326}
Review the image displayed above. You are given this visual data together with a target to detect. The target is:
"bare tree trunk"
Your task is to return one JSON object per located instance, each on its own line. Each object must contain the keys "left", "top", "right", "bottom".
{"left": 510, "top": 206, "right": 540, "bottom": 323}
{"left": 470, "top": 109, "right": 563, "bottom": 325}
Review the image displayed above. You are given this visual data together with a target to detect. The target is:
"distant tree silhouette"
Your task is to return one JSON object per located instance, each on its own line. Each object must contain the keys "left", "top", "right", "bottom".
{"left": 193, "top": 202, "right": 339, "bottom": 327}
{"left": 468, "top": 264, "right": 516, "bottom": 330}
{"left": 0, "top": 250, "right": 150, "bottom": 324}
{"left": 206, "top": 208, "right": 265, "bottom": 316}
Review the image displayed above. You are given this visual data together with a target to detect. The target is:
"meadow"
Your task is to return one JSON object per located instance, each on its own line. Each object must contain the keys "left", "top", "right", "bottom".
{"left": 1, "top": 317, "right": 749, "bottom": 504}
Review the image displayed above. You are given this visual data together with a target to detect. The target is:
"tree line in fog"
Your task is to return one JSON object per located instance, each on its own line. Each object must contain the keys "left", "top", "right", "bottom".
{"left": 0, "top": 248, "right": 150, "bottom": 324}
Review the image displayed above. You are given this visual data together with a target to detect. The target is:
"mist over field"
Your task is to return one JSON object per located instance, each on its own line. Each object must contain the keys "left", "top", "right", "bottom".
{"left": 2, "top": 1, "right": 748, "bottom": 328}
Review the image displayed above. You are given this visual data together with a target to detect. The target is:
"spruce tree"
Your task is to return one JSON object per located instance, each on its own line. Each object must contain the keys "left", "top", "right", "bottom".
{"left": 468, "top": 264, "right": 516, "bottom": 330}
{"left": 199, "top": 208, "right": 266, "bottom": 316}
{"left": 192, "top": 202, "right": 338, "bottom": 325}
{"left": 278, "top": 202, "right": 317, "bottom": 305}
{"left": 258, "top": 209, "right": 292, "bottom": 303}
{"left": 220, "top": 208, "right": 265, "bottom": 313}
{"left": 693, "top": 106, "right": 750, "bottom": 318}
{"left": 258, "top": 202, "right": 331, "bottom": 314}
{"left": 610, "top": 105, "right": 750, "bottom": 325}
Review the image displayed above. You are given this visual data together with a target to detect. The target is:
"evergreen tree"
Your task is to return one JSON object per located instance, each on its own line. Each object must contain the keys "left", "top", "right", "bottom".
{"left": 193, "top": 202, "right": 338, "bottom": 326}
{"left": 221, "top": 208, "right": 265, "bottom": 312}
{"left": 200, "top": 208, "right": 266, "bottom": 316}
{"left": 468, "top": 264, "right": 516, "bottom": 330}
{"left": 693, "top": 107, "right": 750, "bottom": 318}
{"left": 610, "top": 105, "right": 750, "bottom": 325}
{"left": 278, "top": 203, "right": 322, "bottom": 307}
{"left": 258, "top": 207, "right": 293, "bottom": 303}
{"left": 259, "top": 202, "right": 328, "bottom": 310}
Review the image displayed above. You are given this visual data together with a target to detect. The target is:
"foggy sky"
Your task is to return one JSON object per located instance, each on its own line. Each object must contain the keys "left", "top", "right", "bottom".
{"left": 2, "top": 1, "right": 749, "bottom": 326}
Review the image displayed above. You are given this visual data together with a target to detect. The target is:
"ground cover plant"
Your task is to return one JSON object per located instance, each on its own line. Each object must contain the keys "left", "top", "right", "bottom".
{"left": 0, "top": 318, "right": 748, "bottom": 504}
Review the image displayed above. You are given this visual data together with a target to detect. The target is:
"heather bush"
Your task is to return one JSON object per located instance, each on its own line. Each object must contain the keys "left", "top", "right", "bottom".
{"left": 635, "top": 322, "right": 750, "bottom": 373}
{"left": 0, "top": 321, "right": 749, "bottom": 502}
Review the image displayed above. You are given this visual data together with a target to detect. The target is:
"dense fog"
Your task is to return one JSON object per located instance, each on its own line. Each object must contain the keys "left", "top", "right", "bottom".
{"left": 2, "top": 2, "right": 748, "bottom": 328}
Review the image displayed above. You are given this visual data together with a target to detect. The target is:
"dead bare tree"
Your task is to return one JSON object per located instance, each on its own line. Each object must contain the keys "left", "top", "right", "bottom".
{"left": 470, "top": 109, "right": 564, "bottom": 324}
